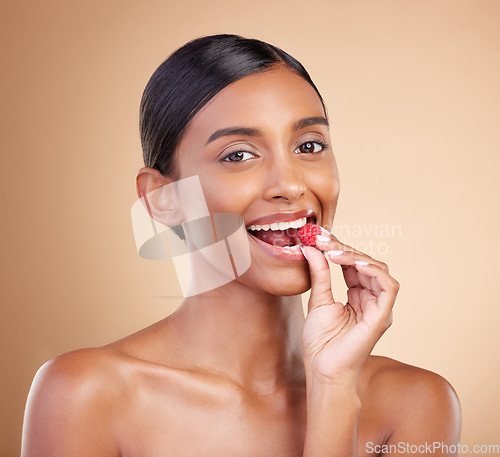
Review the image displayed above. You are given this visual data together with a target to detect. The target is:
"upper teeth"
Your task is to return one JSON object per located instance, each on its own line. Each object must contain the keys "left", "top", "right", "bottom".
{"left": 248, "top": 217, "right": 307, "bottom": 231}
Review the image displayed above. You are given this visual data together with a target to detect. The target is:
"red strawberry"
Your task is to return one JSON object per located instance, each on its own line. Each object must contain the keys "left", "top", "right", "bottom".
{"left": 297, "top": 223, "right": 322, "bottom": 247}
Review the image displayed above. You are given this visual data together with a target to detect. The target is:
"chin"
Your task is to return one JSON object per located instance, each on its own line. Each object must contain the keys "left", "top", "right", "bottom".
{"left": 239, "top": 260, "right": 312, "bottom": 297}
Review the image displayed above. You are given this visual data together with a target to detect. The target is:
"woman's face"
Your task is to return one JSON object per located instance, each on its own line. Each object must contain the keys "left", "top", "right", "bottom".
{"left": 172, "top": 65, "right": 340, "bottom": 296}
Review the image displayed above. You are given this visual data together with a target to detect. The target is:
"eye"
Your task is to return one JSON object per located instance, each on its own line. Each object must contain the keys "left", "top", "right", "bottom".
{"left": 294, "top": 140, "right": 329, "bottom": 154}
{"left": 221, "top": 150, "right": 257, "bottom": 162}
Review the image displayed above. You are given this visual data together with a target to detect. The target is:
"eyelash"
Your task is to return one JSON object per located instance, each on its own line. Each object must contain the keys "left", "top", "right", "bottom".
{"left": 294, "top": 139, "right": 330, "bottom": 155}
{"left": 221, "top": 140, "right": 330, "bottom": 163}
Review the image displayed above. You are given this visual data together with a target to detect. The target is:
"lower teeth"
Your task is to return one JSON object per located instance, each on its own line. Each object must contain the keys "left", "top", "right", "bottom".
{"left": 281, "top": 245, "right": 301, "bottom": 251}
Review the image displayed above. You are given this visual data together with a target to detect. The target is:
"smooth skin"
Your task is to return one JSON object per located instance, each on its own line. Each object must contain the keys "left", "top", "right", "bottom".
{"left": 22, "top": 66, "right": 461, "bottom": 456}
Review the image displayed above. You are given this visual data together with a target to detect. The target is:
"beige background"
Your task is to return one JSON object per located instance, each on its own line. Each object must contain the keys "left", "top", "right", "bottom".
{"left": 1, "top": 0, "right": 499, "bottom": 455}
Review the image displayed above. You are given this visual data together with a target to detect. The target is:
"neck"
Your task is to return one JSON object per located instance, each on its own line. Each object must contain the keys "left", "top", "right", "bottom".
{"left": 164, "top": 280, "right": 306, "bottom": 395}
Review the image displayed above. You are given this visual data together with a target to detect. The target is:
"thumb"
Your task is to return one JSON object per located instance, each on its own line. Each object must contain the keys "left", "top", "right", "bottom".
{"left": 301, "top": 246, "right": 335, "bottom": 313}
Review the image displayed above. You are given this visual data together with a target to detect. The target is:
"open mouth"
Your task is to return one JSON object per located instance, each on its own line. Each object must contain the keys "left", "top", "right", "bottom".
{"left": 246, "top": 216, "right": 316, "bottom": 248}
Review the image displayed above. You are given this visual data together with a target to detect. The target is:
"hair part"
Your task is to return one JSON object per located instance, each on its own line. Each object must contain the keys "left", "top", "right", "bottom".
{"left": 139, "top": 33, "right": 328, "bottom": 177}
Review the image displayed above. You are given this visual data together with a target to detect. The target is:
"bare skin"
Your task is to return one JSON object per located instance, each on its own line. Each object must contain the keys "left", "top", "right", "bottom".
{"left": 22, "top": 66, "right": 461, "bottom": 456}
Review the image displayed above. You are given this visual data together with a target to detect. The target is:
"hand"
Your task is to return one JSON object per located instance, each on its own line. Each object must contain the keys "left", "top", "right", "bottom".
{"left": 301, "top": 232, "right": 400, "bottom": 386}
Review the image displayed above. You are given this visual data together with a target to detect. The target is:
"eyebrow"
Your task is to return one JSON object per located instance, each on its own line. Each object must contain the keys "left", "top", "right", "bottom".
{"left": 204, "top": 116, "right": 329, "bottom": 145}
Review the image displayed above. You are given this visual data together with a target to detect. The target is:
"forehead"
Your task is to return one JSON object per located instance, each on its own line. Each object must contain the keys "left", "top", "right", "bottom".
{"left": 180, "top": 66, "right": 326, "bottom": 145}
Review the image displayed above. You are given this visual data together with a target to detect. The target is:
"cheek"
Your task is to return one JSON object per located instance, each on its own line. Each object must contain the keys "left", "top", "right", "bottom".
{"left": 307, "top": 166, "right": 340, "bottom": 224}
{"left": 198, "top": 174, "right": 257, "bottom": 214}
{"left": 309, "top": 164, "right": 339, "bottom": 199}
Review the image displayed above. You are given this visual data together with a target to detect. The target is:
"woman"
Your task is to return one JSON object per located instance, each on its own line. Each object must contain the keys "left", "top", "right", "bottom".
{"left": 22, "top": 34, "right": 461, "bottom": 456}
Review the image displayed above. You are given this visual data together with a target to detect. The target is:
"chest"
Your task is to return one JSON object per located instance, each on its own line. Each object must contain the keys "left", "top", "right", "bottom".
{"left": 117, "top": 381, "right": 387, "bottom": 457}
{"left": 119, "top": 385, "right": 304, "bottom": 456}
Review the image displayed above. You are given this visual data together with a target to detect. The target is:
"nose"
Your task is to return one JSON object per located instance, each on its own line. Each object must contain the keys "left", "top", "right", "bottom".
{"left": 261, "top": 154, "right": 306, "bottom": 202}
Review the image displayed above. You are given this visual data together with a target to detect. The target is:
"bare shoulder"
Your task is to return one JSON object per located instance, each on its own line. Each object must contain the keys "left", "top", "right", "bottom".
{"left": 29, "top": 346, "right": 129, "bottom": 399}
{"left": 361, "top": 355, "right": 462, "bottom": 452}
{"left": 21, "top": 321, "right": 186, "bottom": 456}
{"left": 37, "top": 345, "right": 124, "bottom": 379}
{"left": 22, "top": 347, "right": 127, "bottom": 456}
{"left": 364, "top": 355, "right": 461, "bottom": 408}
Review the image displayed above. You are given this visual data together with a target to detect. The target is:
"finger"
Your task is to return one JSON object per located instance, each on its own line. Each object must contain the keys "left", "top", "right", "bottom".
{"left": 301, "top": 246, "right": 335, "bottom": 313}
{"left": 340, "top": 260, "right": 396, "bottom": 310}
{"left": 355, "top": 266, "right": 373, "bottom": 291}
{"left": 316, "top": 235, "right": 389, "bottom": 273}
{"left": 326, "top": 249, "right": 389, "bottom": 275}
{"left": 346, "top": 286, "right": 363, "bottom": 315}
{"left": 316, "top": 229, "right": 363, "bottom": 254}
{"left": 340, "top": 264, "right": 381, "bottom": 297}
{"left": 341, "top": 264, "right": 361, "bottom": 289}
{"left": 330, "top": 252, "right": 374, "bottom": 291}
{"left": 340, "top": 263, "right": 377, "bottom": 296}
{"left": 370, "top": 275, "right": 383, "bottom": 296}
{"left": 349, "top": 262, "right": 400, "bottom": 317}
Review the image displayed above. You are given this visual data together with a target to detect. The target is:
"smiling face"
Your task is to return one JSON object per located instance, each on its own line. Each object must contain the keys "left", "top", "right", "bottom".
{"left": 169, "top": 65, "right": 340, "bottom": 296}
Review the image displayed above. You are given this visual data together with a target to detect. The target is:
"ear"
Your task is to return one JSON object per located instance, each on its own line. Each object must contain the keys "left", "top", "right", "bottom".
{"left": 135, "top": 167, "right": 184, "bottom": 226}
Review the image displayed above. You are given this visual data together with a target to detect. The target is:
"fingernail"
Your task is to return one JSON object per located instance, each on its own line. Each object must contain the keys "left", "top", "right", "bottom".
{"left": 328, "top": 250, "right": 344, "bottom": 257}
{"left": 320, "top": 227, "right": 331, "bottom": 236}
{"left": 354, "top": 260, "right": 370, "bottom": 266}
{"left": 300, "top": 246, "right": 308, "bottom": 260}
{"left": 316, "top": 235, "right": 330, "bottom": 242}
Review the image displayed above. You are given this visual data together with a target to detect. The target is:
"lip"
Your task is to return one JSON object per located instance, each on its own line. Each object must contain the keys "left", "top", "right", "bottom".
{"left": 245, "top": 209, "right": 316, "bottom": 228}
{"left": 247, "top": 232, "right": 307, "bottom": 262}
